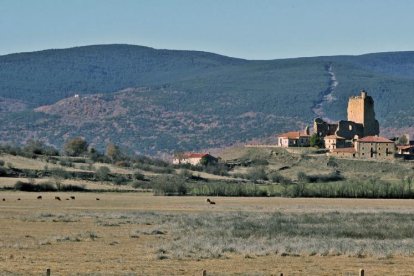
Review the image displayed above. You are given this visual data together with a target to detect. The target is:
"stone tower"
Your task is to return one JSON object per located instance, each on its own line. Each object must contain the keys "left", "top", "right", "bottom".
{"left": 347, "top": 90, "right": 379, "bottom": 136}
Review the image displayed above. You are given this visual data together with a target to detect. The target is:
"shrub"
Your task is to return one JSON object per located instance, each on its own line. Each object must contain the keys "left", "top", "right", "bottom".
{"left": 113, "top": 175, "right": 129, "bottom": 185}
{"left": 0, "top": 166, "right": 7, "bottom": 176}
{"left": 96, "top": 166, "right": 110, "bottom": 182}
{"left": 246, "top": 167, "right": 268, "bottom": 182}
{"left": 152, "top": 176, "right": 188, "bottom": 196}
{"left": 63, "top": 137, "right": 88, "bottom": 156}
{"left": 14, "top": 181, "right": 57, "bottom": 192}
{"left": 132, "top": 180, "right": 152, "bottom": 189}
{"left": 268, "top": 172, "right": 291, "bottom": 184}
{"left": 50, "top": 167, "right": 69, "bottom": 179}
{"left": 59, "top": 184, "right": 87, "bottom": 191}
{"left": 59, "top": 159, "right": 73, "bottom": 167}
{"left": 114, "top": 161, "right": 131, "bottom": 167}
{"left": 133, "top": 171, "right": 146, "bottom": 181}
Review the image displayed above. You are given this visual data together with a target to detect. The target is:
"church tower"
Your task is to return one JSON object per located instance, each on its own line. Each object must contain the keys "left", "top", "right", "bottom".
{"left": 347, "top": 90, "right": 379, "bottom": 136}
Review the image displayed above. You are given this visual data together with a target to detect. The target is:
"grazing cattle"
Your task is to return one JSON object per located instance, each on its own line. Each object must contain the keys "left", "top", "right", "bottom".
{"left": 2, "top": 198, "right": 5, "bottom": 201}
{"left": 206, "top": 198, "right": 216, "bottom": 205}
{"left": 96, "top": 198, "right": 100, "bottom": 201}
{"left": 66, "top": 198, "right": 70, "bottom": 200}
{"left": 70, "top": 196, "right": 75, "bottom": 200}
{"left": 17, "top": 198, "right": 21, "bottom": 201}
{"left": 37, "top": 196, "right": 42, "bottom": 200}
{"left": 55, "top": 196, "right": 61, "bottom": 201}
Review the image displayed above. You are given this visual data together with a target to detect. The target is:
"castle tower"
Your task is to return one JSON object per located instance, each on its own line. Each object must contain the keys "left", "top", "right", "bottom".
{"left": 347, "top": 90, "right": 379, "bottom": 136}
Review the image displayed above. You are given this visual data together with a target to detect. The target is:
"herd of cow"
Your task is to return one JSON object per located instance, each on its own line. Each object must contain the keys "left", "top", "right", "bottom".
{"left": 1, "top": 196, "right": 101, "bottom": 201}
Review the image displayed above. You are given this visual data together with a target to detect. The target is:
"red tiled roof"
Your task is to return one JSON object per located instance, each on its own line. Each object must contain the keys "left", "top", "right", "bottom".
{"left": 357, "top": 136, "right": 393, "bottom": 143}
{"left": 278, "top": 131, "right": 310, "bottom": 139}
{"left": 324, "top": 135, "right": 345, "bottom": 139}
{"left": 332, "top": 147, "right": 356, "bottom": 153}
{"left": 397, "top": 145, "right": 414, "bottom": 150}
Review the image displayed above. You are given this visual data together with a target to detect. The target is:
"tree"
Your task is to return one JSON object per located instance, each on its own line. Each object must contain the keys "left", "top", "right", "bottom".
{"left": 96, "top": 166, "right": 110, "bottom": 182}
{"left": 309, "top": 133, "right": 324, "bottom": 148}
{"left": 24, "top": 139, "right": 59, "bottom": 156}
{"left": 106, "top": 143, "right": 121, "bottom": 162}
{"left": 63, "top": 137, "right": 88, "bottom": 156}
{"left": 397, "top": 134, "right": 409, "bottom": 145}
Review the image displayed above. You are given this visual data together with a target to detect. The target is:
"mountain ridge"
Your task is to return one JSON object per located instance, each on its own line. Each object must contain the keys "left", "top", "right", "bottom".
{"left": 1, "top": 44, "right": 414, "bottom": 154}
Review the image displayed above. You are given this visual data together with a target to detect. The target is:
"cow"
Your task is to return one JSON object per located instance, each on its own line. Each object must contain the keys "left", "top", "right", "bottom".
{"left": 206, "top": 198, "right": 216, "bottom": 205}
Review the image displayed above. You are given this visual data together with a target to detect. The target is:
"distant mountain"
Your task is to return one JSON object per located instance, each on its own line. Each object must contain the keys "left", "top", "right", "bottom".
{"left": 0, "top": 44, "right": 414, "bottom": 154}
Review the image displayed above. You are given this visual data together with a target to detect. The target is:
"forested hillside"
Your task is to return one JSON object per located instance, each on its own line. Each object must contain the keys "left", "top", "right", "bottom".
{"left": 0, "top": 45, "right": 414, "bottom": 154}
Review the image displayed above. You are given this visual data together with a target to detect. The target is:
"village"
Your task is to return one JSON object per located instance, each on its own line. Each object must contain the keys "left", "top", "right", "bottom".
{"left": 174, "top": 90, "right": 414, "bottom": 165}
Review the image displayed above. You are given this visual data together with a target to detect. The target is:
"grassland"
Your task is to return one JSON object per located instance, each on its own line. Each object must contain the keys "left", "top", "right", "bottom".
{"left": 2, "top": 192, "right": 414, "bottom": 275}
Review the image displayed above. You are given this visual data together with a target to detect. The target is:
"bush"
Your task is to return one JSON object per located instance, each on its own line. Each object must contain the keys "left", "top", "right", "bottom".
{"left": 268, "top": 172, "right": 291, "bottom": 184}
{"left": 0, "top": 166, "right": 7, "bottom": 176}
{"left": 59, "top": 159, "right": 73, "bottom": 167}
{"left": 14, "top": 181, "right": 57, "bottom": 192}
{"left": 96, "top": 166, "right": 110, "bottom": 182}
{"left": 152, "top": 176, "right": 188, "bottom": 196}
{"left": 0, "top": 160, "right": 4, "bottom": 166}
{"left": 113, "top": 175, "right": 129, "bottom": 185}
{"left": 133, "top": 171, "right": 146, "bottom": 181}
{"left": 50, "top": 167, "right": 69, "bottom": 179}
{"left": 59, "top": 184, "right": 87, "bottom": 191}
{"left": 132, "top": 180, "right": 152, "bottom": 189}
{"left": 246, "top": 167, "right": 268, "bottom": 182}
{"left": 114, "top": 161, "right": 131, "bottom": 167}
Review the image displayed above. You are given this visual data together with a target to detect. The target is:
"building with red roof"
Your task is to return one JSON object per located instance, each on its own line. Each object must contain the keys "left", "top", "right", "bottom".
{"left": 324, "top": 134, "right": 347, "bottom": 151}
{"left": 354, "top": 135, "right": 395, "bottom": 160}
{"left": 277, "top": 130, "right": 310, "bottom": 148}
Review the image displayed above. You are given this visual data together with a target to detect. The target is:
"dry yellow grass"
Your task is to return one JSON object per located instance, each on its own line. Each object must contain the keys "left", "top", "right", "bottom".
{"left": 1, "top": 193, "right": 414, "bottom": 275}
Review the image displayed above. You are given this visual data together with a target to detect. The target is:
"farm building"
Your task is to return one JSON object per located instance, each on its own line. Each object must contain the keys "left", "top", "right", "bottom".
{"left": 277, "top": 131, "right": 310, "bottom": 148}
{"left": 324, "top": 135, "right": 347, "bottom": 151}
{"left": 354, "top": 136, "right": 395, "bottom": 160}
{"left": 397, "top": 145, "right": 414, "bottom": 155}
{"left": 172, "top": 153, "right": 218, "bottom": 166}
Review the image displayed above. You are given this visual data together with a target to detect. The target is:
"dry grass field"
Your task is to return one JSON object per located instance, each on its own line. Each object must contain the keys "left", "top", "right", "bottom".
{"left": 2, "top": 192, "right": 414, "bottom": 275}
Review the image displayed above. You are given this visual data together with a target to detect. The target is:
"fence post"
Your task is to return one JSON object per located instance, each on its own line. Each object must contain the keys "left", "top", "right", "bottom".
{"left": 359, "top": 268, "right": 364, "bottom": 276}
{"left": 46, "top": 268, "right": 51, "bottom": 276}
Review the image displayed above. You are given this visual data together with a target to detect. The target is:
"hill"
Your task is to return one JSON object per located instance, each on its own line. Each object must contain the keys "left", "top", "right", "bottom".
{"left": 1, "top": 45, "right": 414, "bottom": 154}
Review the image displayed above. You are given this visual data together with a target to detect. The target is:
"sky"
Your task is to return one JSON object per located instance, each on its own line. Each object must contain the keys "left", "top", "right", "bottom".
{"left": 1, "top": 0, "right": 414, "bottom": 59}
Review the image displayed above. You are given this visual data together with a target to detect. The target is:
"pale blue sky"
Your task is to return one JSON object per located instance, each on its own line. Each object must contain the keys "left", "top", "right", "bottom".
{"left": 1, "top": 0, "right": 413, "bottom": 59}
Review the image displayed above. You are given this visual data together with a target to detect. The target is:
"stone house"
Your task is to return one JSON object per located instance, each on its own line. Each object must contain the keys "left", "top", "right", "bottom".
{"left": 172, "top": 153, "right": 218, "bottom": 166}
{"left": 324, "top": 135, "right": 347, "bottom": 151}
{"left": 354, "top": 136, "right": 395, "bottom": 160}
{"left": 277, "top": 131, "right": 310, "bottom": 148}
